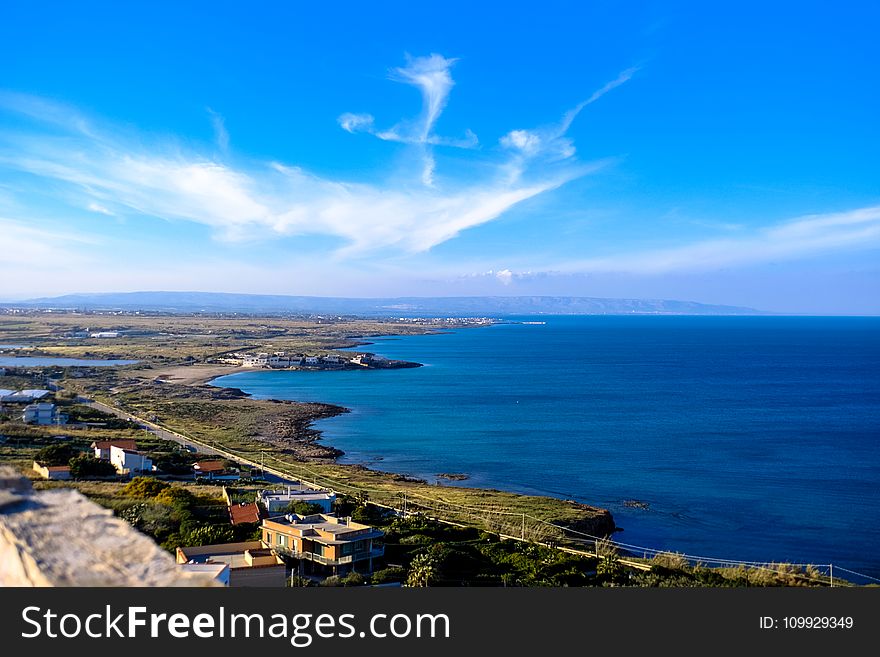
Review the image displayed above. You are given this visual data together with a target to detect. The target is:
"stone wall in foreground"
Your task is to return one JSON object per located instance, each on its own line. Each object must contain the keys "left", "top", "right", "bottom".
{"left": 0, "top": 466, "right": 215, "bottom": 587}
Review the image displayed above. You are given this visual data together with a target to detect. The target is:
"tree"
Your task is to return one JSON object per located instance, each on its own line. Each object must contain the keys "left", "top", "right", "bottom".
{"left": 68, "top": 454, "right": 116, "bottom": 478}
{"left": 34, "top": 444, "right": 79, "bottom": 466}
{"left": 371, "top": 567, "right": 406, "bottom": 585}
{"left": 282, "top": 500, "right": 324, "bottom": 516}
{"left": 406, "top": 553, "right": 440, "bottom": 587}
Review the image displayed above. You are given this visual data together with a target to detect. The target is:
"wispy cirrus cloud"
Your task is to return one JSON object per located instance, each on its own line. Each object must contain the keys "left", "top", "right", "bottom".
{"left": 499, "top": 66, "right": 639, "bottom": 183}
{"left": 0, "top": 55, "right": 619, "bottom": 256}
{"left": 206, "top": 107, "right": 229, "bottom": 152}
{"left": 476, "top": 205, "right": 880, "bottom": 282}
{"left": 338, "top": 54, "right": 479, "bottom": 185}
{"left": 0, "top": 216, "right": 97, "bottom": 267}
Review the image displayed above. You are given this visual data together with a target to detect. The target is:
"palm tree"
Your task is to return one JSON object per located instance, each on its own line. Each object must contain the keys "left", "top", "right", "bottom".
{"left": 406, "top": 553, "right": 439, "bottom": 587}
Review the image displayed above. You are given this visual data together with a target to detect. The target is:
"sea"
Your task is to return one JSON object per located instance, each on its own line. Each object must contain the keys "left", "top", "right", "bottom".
{"left": 212, "top": 316, "right": 880, "bottom": 578}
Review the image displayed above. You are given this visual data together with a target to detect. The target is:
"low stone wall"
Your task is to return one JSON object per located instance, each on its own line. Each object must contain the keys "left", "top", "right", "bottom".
{"left": 0, "top": 466, "right": 217, "bottom": 587}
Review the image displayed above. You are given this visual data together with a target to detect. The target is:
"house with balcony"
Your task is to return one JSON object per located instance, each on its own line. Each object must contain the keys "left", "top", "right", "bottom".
{"left": 22, "top": 403, "right": 67, "bottom": 425}
{"left": 261, "top": 513, "right": 384, "bottom": 577}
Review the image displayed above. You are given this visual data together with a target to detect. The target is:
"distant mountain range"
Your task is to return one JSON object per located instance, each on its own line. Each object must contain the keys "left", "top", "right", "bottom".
{"left": 4, "top": 291, "right": 764, "bottom": 316}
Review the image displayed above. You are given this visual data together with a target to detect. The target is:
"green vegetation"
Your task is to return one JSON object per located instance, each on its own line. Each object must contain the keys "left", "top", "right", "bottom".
{"left": 34, "top": 443, "right": 80, "bottom": 466}
{"left": 69, "top": 454, "right": 116, "bottom": 477}
{"left": 283, "top": 500, "right": 326, "bottom": 515}
{"left": 114, "top": 477, "right": 252, "bottom": 550}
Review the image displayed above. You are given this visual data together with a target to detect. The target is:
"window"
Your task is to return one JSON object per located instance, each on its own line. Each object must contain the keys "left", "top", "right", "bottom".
{"left": 264, "top": 532, "right": 272, "bottom": 544}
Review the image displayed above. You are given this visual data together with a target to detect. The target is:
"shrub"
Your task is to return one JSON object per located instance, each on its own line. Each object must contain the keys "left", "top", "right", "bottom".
{"left": 340, "top": 571, "right": 365, "bottom": 587}
{"left": 185, "top": 524, "right": 235, "bottom": 546}
{"left": 153, "top": 486, "right": 195, "bottom": 507}
{"left": 371, "top": 567, "right": 406, "bottom": 585}
{"left": 123, "top": 477, "right": 170, "bottom": 498}
{"left": 651, "top": 552, "right": 690, "bottom": 571}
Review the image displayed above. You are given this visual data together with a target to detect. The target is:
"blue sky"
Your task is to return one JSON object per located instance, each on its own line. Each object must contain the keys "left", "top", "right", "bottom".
{"left": 0, "top": 1, "right": 878, "bottom": 313}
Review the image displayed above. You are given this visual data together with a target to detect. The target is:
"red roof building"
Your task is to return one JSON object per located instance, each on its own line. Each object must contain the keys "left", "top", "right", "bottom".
{"left": 91, "top": 439, "right": 138, "bottom": 460}
{"left": 193, "top": 460, "right": 226, "bottom": 473}
{"left": 229, "top": 502, "right": 262, "bottom": 525}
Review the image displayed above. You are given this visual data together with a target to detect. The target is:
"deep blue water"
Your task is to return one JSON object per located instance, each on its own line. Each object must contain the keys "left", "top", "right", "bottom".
{"left": 213, "top": 316, "right": 880, "bottom": 577}
{"left": 0, "top": 356, "right": 139, "bottom": 367}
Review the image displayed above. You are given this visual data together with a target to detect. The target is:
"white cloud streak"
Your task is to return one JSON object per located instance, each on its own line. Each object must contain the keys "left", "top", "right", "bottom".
{"left": 207, "top": 107, "right": 230, "bottom": 152}
{"left": 499, "top": 67, "right": 639, "bottom": 183}
{"left": 0, "top": 74, "right": 601, "bottom": 254}
{"left": 0, "top": 216, "right": 96, "bottom": 268}
{"left": 0, "top": 55, "right": 631, "bottom": 270}
{"left": 483, "top": 206, "right": 880, "bottom": 279}
{"left": 338, "top": 54, "right": 479, "bottom": 185}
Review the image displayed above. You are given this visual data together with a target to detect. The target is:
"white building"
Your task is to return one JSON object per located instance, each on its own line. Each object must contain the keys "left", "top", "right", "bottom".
{"left": 32, "top": 461, "right": 71, "bottom": 481}
{"left": 90, "top": 331, "right": 121, "bottom": 338}
{"left": 22, "top": 403, "right": 67, "bottom": 425}
{"left": 4, "top": 389, "right": 50, "bottom": 403}
{"left": 241, "top": 353, "right": 269, "bottom": 367}
{"left": 259, "top": 485, "right": 336, "bottom": 513}
{"left": 91, "top": 439, "right": 138, "bottom": 460}
{"left": 179, "top": 562, "right": 230, "bottom": 586}
{"left": 303, "top": 356, "right": 320, "bottom": 366}
{"left": 322, "top": 355, "right": 342, "bottom": 365}
{"left": 109, "top": 444, "right": 153, "bottom": 475}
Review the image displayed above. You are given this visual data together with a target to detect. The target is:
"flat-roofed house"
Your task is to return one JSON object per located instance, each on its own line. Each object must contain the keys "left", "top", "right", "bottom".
{"left": 32, "top": 461, "right": 71, "bottom": 480}
{"left": 22, "top": 403, "right": 67, "bottom": 425}
{"left": 261, "top": 513, "right": 384, "bottom": 577}
{"left": 179, "top": 562, "right": 230, "bottom": 587}
{"left": 109, "top": 445, "right": 153, "bottom": 475}
{"left": 176, "top": 541, "right": 285, "bottom": 587}
{"left": 259, "top": 486, "right": 336, "bottom": 513}
{"left": 241, "top": 353, "right": 269, "bottom": 367}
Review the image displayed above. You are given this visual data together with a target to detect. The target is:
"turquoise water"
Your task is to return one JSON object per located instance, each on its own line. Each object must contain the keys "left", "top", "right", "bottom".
{"left": 212, "top": 316, "right": 880, "bottom": 577}
{"left": 0, "top": 356, "right": 139, "bottom": 367}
